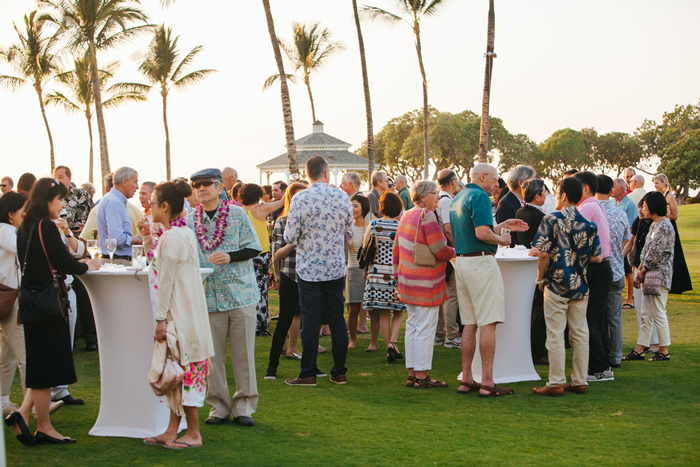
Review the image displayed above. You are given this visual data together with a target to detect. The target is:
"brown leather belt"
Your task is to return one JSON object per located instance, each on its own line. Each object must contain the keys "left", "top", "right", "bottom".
{"left": 456, "top": 251, "right": 495, "bottom": 257}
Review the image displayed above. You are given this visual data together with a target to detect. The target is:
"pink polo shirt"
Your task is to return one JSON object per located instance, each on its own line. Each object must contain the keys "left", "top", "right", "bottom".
{"left": 578, "top": 196, "right": 610, "bottom": 258}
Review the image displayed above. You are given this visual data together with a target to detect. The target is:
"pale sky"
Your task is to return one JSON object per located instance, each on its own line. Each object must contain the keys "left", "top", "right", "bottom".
{"left": 1, "top": 0, "right": 699, "bottom": 196}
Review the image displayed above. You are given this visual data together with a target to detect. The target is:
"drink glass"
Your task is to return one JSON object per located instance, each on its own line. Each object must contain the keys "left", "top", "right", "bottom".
{"left": 132, "top": 245, "right": 145, "bottom": 268}
{"left": 501, "top": 228, "right": 511, "bottom": 249}
{"left": 87, "top": 240, "right": 99, "bottom": 259}
{"left": 105, "top": 238, "right": 117, "bottom": 264}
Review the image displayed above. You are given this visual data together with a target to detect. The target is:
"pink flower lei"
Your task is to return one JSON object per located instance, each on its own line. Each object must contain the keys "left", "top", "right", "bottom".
{"left": 194, "top": 201, "right": 229, "bottom": 251}
{"left": 147, "top": 216, "right": 187, "bottom": 261}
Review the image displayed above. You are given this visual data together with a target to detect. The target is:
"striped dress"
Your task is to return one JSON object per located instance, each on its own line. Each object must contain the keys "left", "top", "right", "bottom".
{"left": 362, "top": 219, "right": 405, "bottom": 312}
{"left": 393, "top": 208, "right": 455, "bottom": 307}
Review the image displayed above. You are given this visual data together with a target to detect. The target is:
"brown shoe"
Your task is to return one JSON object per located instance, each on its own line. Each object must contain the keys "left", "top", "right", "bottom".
{"left": 563, "top": 383, "right": 588, "bottom": 394}
{"left": 532, "top": 385, "right": 565, "bottom": 397}
{"left": 284, "top": 376, "right": 317, "bottom": 387}
{"left": 330, "top": 375, "right": 347, "bottom": 385}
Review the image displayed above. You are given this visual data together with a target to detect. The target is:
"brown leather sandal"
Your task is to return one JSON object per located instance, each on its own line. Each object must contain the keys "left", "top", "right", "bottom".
{"left": 479, "top": 384, "right": 514, "bottom": 398}
{"left": 414, "top": 375, "right": 448, "bottom": 389}
{"left": 405, "top": 375, "right": 415, "bottom": 387}
{"left": 457, "top": 380, "right": 480, "bottom": 394}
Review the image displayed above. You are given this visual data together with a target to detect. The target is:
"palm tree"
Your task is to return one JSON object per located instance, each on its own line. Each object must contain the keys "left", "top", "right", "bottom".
{"left": 352, "top": 0, "right": 375, "bottom": 181}
{"left": 0, "top": 11, "right": 62, "bottom": 171}
{"left": 478, "top": 0, "right": 496, "bottom": 163}
{"left": 362, "top": 0, "right": 448, "bottom": 179}
{"left": 262, "top": 0, "right": 299, "bottom": 175}
{"left": 39, "top": 0, "right": 151, "bottom": 187}
{"left": 263, "top": 22, "right": 344, "bottom": 123}
{"left": 135, "top": 25, "right": 216, "bottom": 181}
{"left": 45, "top": 56, "right": 148, "bottom": 183}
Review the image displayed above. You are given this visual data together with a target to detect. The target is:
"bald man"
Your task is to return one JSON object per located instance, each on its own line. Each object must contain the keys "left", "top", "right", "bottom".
{"left": 395, "top": 175, "right": 414, "bottom": 210}
{"left": 221, "top": 167, "right": 237, "bottom": 202}
{"left": 627, "top": 174, "right": 646, "bottom": 205}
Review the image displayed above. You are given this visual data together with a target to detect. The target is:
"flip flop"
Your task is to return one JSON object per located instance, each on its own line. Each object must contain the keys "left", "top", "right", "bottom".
{"left": 164, "top": 441, "right": 203, "bottom": 450}
{"left": 622, "top": 303, "right": 634, "bottom": 309}
{"left": 143, "top": 437, "right": 168, "bottom": 446}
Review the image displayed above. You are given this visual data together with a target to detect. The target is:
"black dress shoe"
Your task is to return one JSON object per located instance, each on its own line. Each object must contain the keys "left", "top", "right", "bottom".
{"left": 233, "top": 416, "right": 256, "bottom": 427}
{"left": 85, "top": 343, "right": 98, "bottom": 352}
{"left": 35, "top": 431, "right": 77, "bottom": 444}
{"left": 204, "top": 416, "right": 230, "bottom": 425}
{"left": 5, "top": 411, "right": 35, "bottom": 446}
{"left": 54, "top": 395, "right": 85, "bottom": 406}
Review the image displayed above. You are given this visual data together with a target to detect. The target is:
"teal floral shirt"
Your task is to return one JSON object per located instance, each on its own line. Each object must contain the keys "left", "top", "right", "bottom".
{"left": 185, "top": 203, "right": 261, "bottom": 312}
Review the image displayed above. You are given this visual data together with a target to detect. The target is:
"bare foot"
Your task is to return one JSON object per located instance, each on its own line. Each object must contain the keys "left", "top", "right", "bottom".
{"left": 365, "top": 346, "right": 378, "bottom": 352}
{"left": 348, "top": 341, "right": 356, "bottom": 349}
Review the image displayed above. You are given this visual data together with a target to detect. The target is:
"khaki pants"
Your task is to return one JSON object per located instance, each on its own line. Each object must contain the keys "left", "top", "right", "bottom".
{"left": 639, "top": 288, "right": 671, "bottom": 347}
{"left": 206, "top": 304, "right": 258, "bottom": 419}
{"left": 543, "top": 289, "right": 589, "bottom": 387}
{"left": 0, "top": 300, "right": 25, "bottom": 397}
{"left": 436, "top": 272, "right": 459, "bottom": 340}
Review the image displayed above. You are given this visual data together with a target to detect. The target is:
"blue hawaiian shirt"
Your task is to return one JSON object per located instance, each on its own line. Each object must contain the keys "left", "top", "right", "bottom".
{"left": 284, "top": 183, "right": 354, "bottom": 282}
{"left": 598, "top": 200, "right": 631, "bottom": 282}
{"left": 532, "top": 205, "right": 602, "bottom": 300}
{"left": 185, "top": 203, "right": 261, "bottom": 312}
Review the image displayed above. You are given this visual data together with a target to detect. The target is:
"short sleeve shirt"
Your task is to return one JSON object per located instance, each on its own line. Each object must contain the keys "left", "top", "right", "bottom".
{"left": 616, "top": 195, "right": 638, "bottom": 227}
{"left": 532, "top": 206, "right": 602, "bottom": 299}
{"left": 449, "top": 183, "right": 497, "bottom": 255}
{"left": 598, "top": 200, "right": 631, "bottom": 282}
{"left": 64, "top": 186, "right": 94, "bottom": 230}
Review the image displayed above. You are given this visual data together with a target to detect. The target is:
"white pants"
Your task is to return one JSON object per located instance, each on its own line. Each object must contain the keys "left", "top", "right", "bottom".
{"left": 0, "top": 300, "right": 25, "bottom": 397}
{"left": 633, "top": 287, "right": 658, "bottom": 345}
{"left": 51, "top": 287, "right": 77, "bottom": 401}
{"left": 638, "top": 288, "right": 671, "bottom": 348}
{"left": 405, "top": 305, "right": 440, "bottom": 372}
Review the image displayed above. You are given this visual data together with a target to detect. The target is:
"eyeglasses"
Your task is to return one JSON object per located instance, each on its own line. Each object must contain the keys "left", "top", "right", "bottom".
{"left": 191, "top": 180, "right": 216, "bottom": 189}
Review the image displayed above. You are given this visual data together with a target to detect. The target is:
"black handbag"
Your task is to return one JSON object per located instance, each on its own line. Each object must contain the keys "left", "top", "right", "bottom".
{"left": 18, "top": 220, "right": 70, "bottom": 325}
{"left": 357, "top": 222, "right": 377, "bottom": 269}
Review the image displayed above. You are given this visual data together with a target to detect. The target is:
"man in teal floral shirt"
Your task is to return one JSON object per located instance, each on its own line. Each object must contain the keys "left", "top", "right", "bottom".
{"left": 185, "top": 168, "right": 261, "bottom": 427}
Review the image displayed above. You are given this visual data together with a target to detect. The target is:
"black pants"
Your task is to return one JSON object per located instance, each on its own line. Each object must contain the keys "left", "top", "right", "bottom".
{"left": 72, "top": 277, "right": 96, "bottom": 346}
{"left": 530, "top": 286, "right": 548, "bottom": 361}
{"left": 268, "top": 273, "right": 300, "bottom": 371}
{"left": 586, "top": 260, "right": 613, "bottom": 374}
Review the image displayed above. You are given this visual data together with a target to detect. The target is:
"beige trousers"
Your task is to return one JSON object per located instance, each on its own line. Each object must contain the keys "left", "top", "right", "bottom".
{"left": 543, "top": 289, "right": 589, "bottom": 387}
{"left": 0, "top": 300, "right": 26, "bottom": 397}
{"left": 639, "top": 288, "right": 671, "bottom": 347}
{"left": 206, "top": 304, "right": 258, "bottom": 419}
{"left": 436, "top": 272, "right": 459, "bottom": 340}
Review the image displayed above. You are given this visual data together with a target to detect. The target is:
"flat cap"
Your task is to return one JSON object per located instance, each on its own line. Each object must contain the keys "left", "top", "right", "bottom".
{"left": 190, "top": 168, "right": 223, "bottom": 182}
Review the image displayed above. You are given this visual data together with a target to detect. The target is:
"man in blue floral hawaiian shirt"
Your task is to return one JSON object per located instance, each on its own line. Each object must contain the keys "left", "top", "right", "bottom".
{"left": 532, "top": 177, "right": 603, "bottom": 397}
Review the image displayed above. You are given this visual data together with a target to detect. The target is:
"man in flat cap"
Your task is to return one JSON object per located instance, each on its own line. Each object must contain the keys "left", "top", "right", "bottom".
{"left": 184, "top": 168, "right": 262, "bottom": 427}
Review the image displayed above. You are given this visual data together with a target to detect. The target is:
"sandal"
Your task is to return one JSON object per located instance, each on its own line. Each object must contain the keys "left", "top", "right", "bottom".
{"left": 621, "top": 303, "right": 634, "bottom": 310}
{"left": 479, "top": 384, "right": 514, "bottom": 398}
{"left": 457, "top": 380, "right": 480, "bottom": 394}
{"left": 390, "top": 342, "right": 403, "bottom": 360}
{"left": 414, "top": 375, "right": 448, "bottom": 389}
{"left": 622, "top": 350, "right": 645, "bottom": 361}
{"left": 648, "top": 352, "right": 670, "bottom": 361}
{"left": 405, "top": 375, "right": 415, "bottom": 388}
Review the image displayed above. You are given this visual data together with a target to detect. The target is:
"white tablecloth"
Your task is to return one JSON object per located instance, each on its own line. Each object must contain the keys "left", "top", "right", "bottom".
{"left": 81, "top": 266, "right": 213, "bottom": 438}
{"left": 458, "top": 247, "right": 541, "bottom": 384}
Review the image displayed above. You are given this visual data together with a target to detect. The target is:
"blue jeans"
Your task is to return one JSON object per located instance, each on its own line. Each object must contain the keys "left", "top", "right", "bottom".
{"left": 297, "top": 277, "right": 348, "bottom": 378}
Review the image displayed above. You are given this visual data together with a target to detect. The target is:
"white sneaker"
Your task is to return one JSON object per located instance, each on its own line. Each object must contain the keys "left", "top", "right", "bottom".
{"left": 2, "top": 400, "right": 19, "bottom": 417}
{"left": 444, "top": 337, "right": 461, "bottom": 349}
{"left": 434, "top": 337, "right": 445, "bottom": 346}
{"left": 586, "top": 368, "right": 614, "bottom": 382}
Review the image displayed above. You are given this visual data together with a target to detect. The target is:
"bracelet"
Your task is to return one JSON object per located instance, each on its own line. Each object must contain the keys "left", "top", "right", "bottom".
{"left": 535, "top": 278, "right": 545, "bottom": 285}
{"left": 156, "top": 319, "right": 167, "bottom": 323}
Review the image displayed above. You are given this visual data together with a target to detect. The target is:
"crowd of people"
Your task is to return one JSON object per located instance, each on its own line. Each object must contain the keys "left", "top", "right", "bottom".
{"left": 0, "top": 158, "right": 692, "bottom": 447}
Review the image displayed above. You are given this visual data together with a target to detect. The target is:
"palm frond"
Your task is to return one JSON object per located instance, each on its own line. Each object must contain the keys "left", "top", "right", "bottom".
{"left": 44, "top": 90, "right": 81, "bottom": 114}
{"left": 360, "top": 6, "right": 403, "bottom": 25}
{"left": 171, "top": 69, "right": 216, "bottom": 91}
{"left": 171, "top": 44, "right": 204, "bottom": 82}
{"left": 262, "top": 73, "right": 298, "bottom": 90}
{"left": 102, "top": 92, "right": 147, "bottom": 110}
{"left": 423, "top": 0, "right": 449, "bottom": 17}
{"left": 106, "top": 82, "right": 151, "bottom": 95}
{"left": 97, "top": 24, "right": 154, "bottom": 51}
{"left": 0, "top": 75, "right": 27, "bottom": 91}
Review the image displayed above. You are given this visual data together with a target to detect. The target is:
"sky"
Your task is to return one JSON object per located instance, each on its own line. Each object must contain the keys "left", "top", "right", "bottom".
{"left": 1, "top": 0, "right": 699, "bottom": 196}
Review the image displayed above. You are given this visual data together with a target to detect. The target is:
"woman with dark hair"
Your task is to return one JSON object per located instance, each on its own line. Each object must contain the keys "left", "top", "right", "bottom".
{"left": 624, "top": 191, "right": 674, "bottom": 362}
{"left": 16, "top": 173, "right": 37, "bottom": 197}
{"left": 6, "top": 178, "right": 99, "bottom": 446}
{"left": 142, "top": 180, "right": 214, "bottom": 449}
{"left": 1, "top": 192, "right": 28, "bottom": 416}
{"left": 240, "top": 184, "right": 284, "bottom": 336}
{"left": 491, "top": 178, "right": 507, "bottom": 215}
{"left": 362, "top": 191, "right": 406, "bottom": 361}
{"left": 346, "top": 194, "right": 370, "bottom": 348}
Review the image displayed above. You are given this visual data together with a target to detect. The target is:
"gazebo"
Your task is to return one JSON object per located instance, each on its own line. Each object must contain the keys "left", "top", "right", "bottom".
{"left": 256, "top": 121, "right": 369, "bottom": 185}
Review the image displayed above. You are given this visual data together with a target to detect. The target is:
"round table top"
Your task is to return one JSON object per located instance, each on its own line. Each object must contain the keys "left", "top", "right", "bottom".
{"left": 495, "top": 247, "right": 538, "bottom": 262}
{"left": 85, "top": 265, "right": 214, "bottom": 276}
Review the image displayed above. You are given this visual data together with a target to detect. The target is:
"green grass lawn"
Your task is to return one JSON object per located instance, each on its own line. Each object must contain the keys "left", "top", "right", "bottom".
{"left": 5, "top": 206, "right": 700, "bottom": 465}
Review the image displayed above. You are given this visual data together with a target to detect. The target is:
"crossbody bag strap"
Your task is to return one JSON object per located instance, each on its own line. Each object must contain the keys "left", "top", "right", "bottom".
{"left": 20, "top": 222, "right": 38, "bottom": 279}
{"left": 37, "top": 220, "right": 57, "bottom": 276}
{"left": 413, "top": 208, "right": 427, "bottom": 245}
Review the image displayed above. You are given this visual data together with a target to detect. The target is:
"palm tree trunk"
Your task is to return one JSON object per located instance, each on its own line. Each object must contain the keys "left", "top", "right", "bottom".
{"left": 35, "top": 83, "right": 55, "bottom": 172}
{"left": 263, "top": 0, "right": 299, "bottom": 175}
{"left": 478, "top": 0, "right": 496, "bottom": 163}
{"left": 86, "top": 111, "right": 94, "bottom": 183}
{"left": 305, "top": 75, "right": 316, "bottom": 123}
{"left": 88, "top": 43, "right": 110, "bottom": 192}
{"left": 352, "top": 0, "right": 375, "bottom": 181}
{"left": 162, "top": 91, "right": 171, "bottom": 181}
{"left": 414, "top": 27, "right": 430, "bottom": 179}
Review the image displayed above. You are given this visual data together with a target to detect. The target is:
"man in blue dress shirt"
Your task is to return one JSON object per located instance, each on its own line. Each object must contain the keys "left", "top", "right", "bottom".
{"left": 96, "top": 166, "right": 142, "bottom": 263}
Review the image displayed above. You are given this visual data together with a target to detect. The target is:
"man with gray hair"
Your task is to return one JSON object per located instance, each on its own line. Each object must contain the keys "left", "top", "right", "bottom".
{"left": 611, "top": 177, "right": 638, "bottom": 309}
{"left": 627, "top": 174, "right": 646, "bottom": 205}
{"left": 496, "top": 165, "right": 536, "bottom": 247}
{"left": 394, "top": 175, "right": 414, "bottom": 210}
{"left": 96, "top": 166, "right": 142, "bottom": 263}
{"left": 139, "top": 181, "right": 157, "bottom": 214}
{"left": 367, "top": 171, "right": 389, "bottom": 218}
{"left": 0, "top": 176, "right": 12, "bottom": 194}
{"left": 340, "top": 172, "right": 363, "bottom": 198}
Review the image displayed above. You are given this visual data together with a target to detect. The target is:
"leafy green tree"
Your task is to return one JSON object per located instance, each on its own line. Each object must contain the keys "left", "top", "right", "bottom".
{"left": 351, "top": 0, "right": 375, "bottom": 181}
{"left": 594, "top": 131, "right": 643, "bottom": 177}
{"left": 39, "top": 0, "right": 151, "bottom": 187}
{"left": 536, "top": 128, "right": 593, "bottom": 183}
{"left": 135, "top": 25, "right": 216, "bottom": 181}
{"left": 658, "top": 128, "right": 700, "bottom": 199}
{"left": 0, "top": 11, "right": 62, "bottom": 171}
{"left": 45, "top": 56, "right": 147, "bottom": 183}
{"left": 263, "top": 22, "right": 344, "bottom": 123}
{"left": 362, "top": 0, "right": 449, "bottom": 179}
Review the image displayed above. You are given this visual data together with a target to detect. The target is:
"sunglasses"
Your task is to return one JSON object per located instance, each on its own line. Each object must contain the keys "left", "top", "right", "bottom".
{"left": 191, "top": 179, "right": 216, "bottom": 189}
{"left": 0, "top": 184, "right": 8, "bottom": 188}
{"left": 388, "top": 184, "right": 394, "bottom": 188}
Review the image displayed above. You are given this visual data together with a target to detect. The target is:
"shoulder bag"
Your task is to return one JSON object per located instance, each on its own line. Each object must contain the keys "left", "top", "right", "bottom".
{"left": 0, "top": 256, "right": 19, "bottom": 320}
{"left": 357, "top": 221, "right": 377, "bottom": 269}
{"left": 413, "top": 209, "right": 436, "bottom": 267}
{"left": 18, "top": 220, "right": 70, "bottom": 324}
{"left": 642, "top": 269, "right": 662, "bottom": 296}
{"left": 149, "top": 315, "right": 184, "bottom": 397}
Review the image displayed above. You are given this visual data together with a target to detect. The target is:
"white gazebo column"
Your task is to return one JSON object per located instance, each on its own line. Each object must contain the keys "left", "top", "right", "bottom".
{"left": 332, "top": 167, "right": 340, "bottom": 186}
{"left": 285, "top": 168, "right": 290, "bottom": 183}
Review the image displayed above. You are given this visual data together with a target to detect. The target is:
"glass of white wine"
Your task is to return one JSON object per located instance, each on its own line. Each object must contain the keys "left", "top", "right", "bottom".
{"left": 87, "top": 240, "right": 99, "bottom": 259}
{"left": 105, "top": 238, "right": 117, "bottom": 264}
{"left": 500, "top": 228, "right": 511, "bottom": 250}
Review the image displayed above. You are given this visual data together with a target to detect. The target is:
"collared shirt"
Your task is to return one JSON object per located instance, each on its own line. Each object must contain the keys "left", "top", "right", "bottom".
{"left": 220, "top": 189, "right": 231, "bottom": 203}
{"left": 185, "top": 203, "right": 261, "bottom": 312}
{"left": 450, "top": 183, "right": 497, "bottom": 255}
{"left": 532, "top": 206, "right": 602, "bottom": 300}
{"left": 616, "top": 195, "right": 638, "bottom": 227}
{"left": 436, "top": 190, "right": 453, "bottom": 226}
{"left": 274, "top": 216, "right": 297, "bottom": 282}
{"left": 64, "top": 186, "right": 94, "bottom": 230}
{"left": 284, "top": 182, "right": 354, "bottom": 282}
{"left": 639, "top": 218, "right": 675, "bottom": 290}
{"left": 577, "top": 196, "right": 611, "bottom": 258}
{"left": 398, "top": 186, "right": 414, "bottom": 210}
{"left": 96, "top": 188, "right": 133, "bottom": 256}
{"left": 598, "top": 200, "right": 631, "bottom": 282}
{"left": 367, "top": 188, "right": 381, "bottom": 218}
{"left": 627, "top": 187, "right": 646, "bottom": 206}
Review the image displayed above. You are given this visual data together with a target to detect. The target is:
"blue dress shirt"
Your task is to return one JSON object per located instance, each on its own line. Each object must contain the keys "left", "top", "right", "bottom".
{"left": 97, "top": 188, "right": 133, "bottom": 256}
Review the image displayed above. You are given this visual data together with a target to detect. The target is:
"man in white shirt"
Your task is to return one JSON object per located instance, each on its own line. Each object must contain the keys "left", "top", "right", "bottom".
{"left": 627, "top": 174, "right": 647, "bottom": 205}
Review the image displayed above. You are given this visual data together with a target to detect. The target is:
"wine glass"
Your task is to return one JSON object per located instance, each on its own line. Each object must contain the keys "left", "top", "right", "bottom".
{"left": 132, "top": 245, "right": 145, "bottom": 268}
{"left": 105, "top": 238, "right": 117, "bottom": 264}
{"left": 500, "top": 228, "right": 511, "bottom": 250}
{"left": 87, "top": 240, "right": 99, "bottom": 259}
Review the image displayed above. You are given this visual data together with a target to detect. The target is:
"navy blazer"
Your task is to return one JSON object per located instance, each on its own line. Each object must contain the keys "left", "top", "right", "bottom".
{"left": 495, "top": 190, "right": 523, "bottom": 248}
